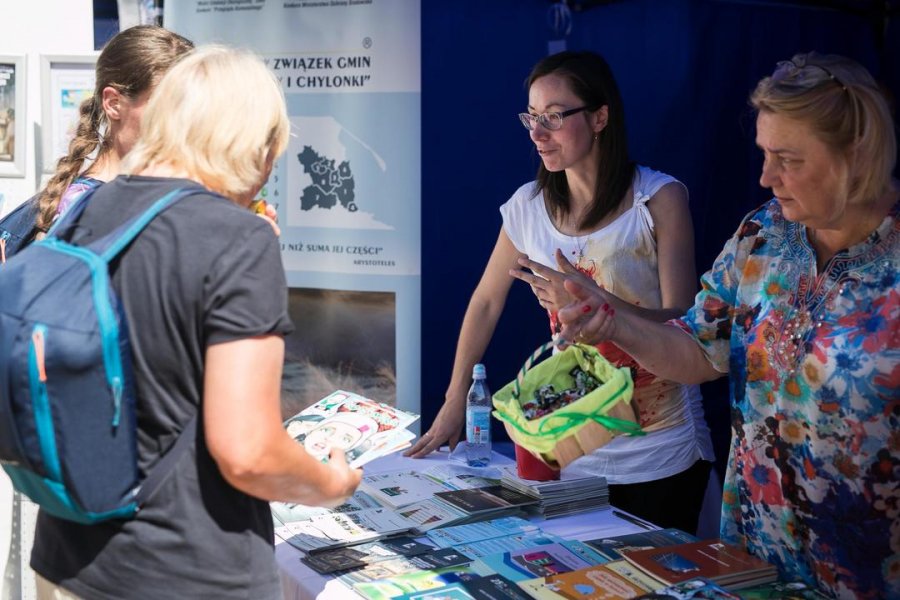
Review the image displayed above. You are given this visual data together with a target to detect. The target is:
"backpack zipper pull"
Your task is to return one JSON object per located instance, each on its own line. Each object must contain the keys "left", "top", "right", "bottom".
{"left": 111, "top": 377, "right": 123, "bottom": 428}
{"left": 31, "top": 329, "right": 47, "bottom": 382}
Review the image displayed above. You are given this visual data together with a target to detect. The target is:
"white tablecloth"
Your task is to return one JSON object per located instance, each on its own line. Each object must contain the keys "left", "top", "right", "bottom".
{"left": 274, "top": 448, "right": 650, "bottom": 600}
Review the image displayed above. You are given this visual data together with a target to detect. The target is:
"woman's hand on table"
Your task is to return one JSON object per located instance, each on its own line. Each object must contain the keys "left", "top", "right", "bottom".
{"left": 404, "top": 397, "right": 465, "bottom": 458}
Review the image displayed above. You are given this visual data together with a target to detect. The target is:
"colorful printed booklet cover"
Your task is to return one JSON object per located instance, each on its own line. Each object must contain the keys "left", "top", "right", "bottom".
{"left": 471, "top": 541, "right": 599, "bottom": 582}
{"left": 283, "top": 390, "right": 419, "bottom": 469}
{"left": 519, "top": 563, "right": 651, "bottom": 599}
{"left": 361, "top": 465, "right": 500, "bottom": 510}
{"left": 633, "top": 577, "right": 740, "bottom": 599}
{"left": 621, "top": 539, "right": 777, "bottom": 589}
{"left": 392, "top": 573, "right": 533, "bottom": 600}
{"left": 585, "top": 528, "right": 699, "bottom": 561}
{"left": 274, "top": 507, "right": 417, "bottom": 553}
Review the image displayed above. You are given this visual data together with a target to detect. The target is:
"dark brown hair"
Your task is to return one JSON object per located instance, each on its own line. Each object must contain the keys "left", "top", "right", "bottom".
{"left": 528, "top": 51, "right": 635, "bottom": 230}
{"left": 35, "top": 25, "right": 193, "bottom": 232}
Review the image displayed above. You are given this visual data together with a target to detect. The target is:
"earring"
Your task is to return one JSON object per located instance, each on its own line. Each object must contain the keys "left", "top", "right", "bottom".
{"left": 593, "top": 133, "right": 600, "bottom": 141}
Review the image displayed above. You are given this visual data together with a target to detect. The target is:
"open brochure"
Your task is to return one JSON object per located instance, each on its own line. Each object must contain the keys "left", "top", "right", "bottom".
{"left": 284, "top": 390, "right": 419, "bottom": 469}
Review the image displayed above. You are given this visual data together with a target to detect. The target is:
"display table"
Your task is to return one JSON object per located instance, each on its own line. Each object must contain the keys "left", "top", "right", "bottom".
{"left": 274, "top": 447, "right": 653, "bottom": 600}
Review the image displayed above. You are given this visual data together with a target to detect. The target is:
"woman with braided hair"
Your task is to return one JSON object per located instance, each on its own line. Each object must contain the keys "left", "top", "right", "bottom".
{"left": 0, "top": 25, "right": 192, "bottom": 258}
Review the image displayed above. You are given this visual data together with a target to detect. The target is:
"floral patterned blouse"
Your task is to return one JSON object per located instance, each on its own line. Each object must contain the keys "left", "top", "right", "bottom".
{"left": 676, "top": 198, "right": 899, "bottom": 599}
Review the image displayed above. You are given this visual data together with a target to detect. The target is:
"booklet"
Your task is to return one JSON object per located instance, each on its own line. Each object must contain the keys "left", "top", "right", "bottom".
{"left": 426, "top": 516, "right": 540, "bottom": 548}
{"left": 271, "top": 490, "right": 383, "bottom": 525}
{"left": 284, "top": 390, "right": 419, "bottom": 468}
{"left": 360, "top": 466, "right": 500, "bottom": 510}
{"left": 519, "top": 562, "right": 651, "bottom": 599}
{"left": 351, "top": 565, "right": 476, "bottom": 600}
{"left": 275, "top": 507, "right": 417, "bottom": 553}
{"left": 585, "top": 528, "right": 699, "bottom": 561}
{"left": 621, "top": 539, "right": 778, "bottom": 590}
{"left": 471, "top": 542, "right": 597, "bottom": 582}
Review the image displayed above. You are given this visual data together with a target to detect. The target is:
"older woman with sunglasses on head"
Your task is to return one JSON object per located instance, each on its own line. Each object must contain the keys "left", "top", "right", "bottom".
{"left": 407, "top": 50, "right": 715, "bottom": 536}
{"left": 557, "top": 52, "right": 899, "bottom": 598}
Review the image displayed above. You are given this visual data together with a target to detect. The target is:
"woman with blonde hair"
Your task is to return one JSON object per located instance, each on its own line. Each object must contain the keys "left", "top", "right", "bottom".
{"left": 30, "top": 46, "right": 362, "bottom": 600}
{"left": 558, "top": 52, "right": 899, "bottom": 598}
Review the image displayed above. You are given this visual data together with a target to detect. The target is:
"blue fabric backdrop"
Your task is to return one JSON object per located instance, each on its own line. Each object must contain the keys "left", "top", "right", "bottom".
{"left": 421, "top": 0, "right": 900, "bottom": 478}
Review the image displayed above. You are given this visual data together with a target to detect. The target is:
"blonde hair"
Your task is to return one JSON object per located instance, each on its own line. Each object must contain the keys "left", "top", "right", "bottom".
{"left": 35, "top": 25, "right": 193, "bottom": 232}
{"left": 751, "top": 52, "right": 897, "bottom": 205}
{"left": 123, "top": 45, "right": 290, "bottom": 202}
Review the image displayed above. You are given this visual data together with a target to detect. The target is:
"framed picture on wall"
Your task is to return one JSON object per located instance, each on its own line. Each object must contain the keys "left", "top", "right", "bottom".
{"left": 0, "top": 55, "right": 26, "bottom": 178}
{"left": 40, "top": 54, "right": 97, "bottom": 174}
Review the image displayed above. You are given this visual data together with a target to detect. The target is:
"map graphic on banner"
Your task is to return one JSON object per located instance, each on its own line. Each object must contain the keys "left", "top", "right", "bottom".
{"left": 288, "top": 116, "right": 391, "bottom": 230}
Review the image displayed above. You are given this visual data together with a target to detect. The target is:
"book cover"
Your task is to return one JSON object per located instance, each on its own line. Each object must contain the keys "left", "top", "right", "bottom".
{"left": 602, "top": 560, "right": 666, "bottom": 592}
{"left": 352, "top": 565, "right": 474, "bottom": 600}
{"left": 634, "top": 577, "right": 740, "bottom": 599}
{"left": 585, "top": 529, "right": 699, "bottom": 562}
{"left": 390, "top": 574, "right": 536, "bottom": 600}
{"left": 426, "top": 516, "right": 539, "bottom": 548}
{"left": 276, "top": 507, "right": 417, "bottom": 553}
{"left": 434, "top": 485, "right": 539, "bottom": 514}
{"left": 518, "top": 563, "right": 649, "bottom": 599}
{"left": 284, "top": 390, "right": 419, "bottom": 468}
{"left": 472, "top": 542, "right": 595, "bottom": 582}
{"left": 361, "top": 470, "right": 463, "bottom": 509}
{"left": 461, "top": 573, "right": 535, "bottom": 600}
{"left": 621, "top": 539, "right": 776, "bottom": 588}
{"left": 453, "top": 532, "right": 565, "bottom": 559}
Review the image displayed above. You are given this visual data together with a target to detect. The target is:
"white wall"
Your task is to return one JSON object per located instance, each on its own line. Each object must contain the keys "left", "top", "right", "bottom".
{"left": 0, "top": 6, "right": 94, "bottom": 595}
{"left": 0, "top": 0, "right": 93, "bottom": 218}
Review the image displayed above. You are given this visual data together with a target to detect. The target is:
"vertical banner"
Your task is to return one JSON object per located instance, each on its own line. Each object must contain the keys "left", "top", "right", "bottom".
{"left": 164, "top": 0, "right": 421, "bottom": 417}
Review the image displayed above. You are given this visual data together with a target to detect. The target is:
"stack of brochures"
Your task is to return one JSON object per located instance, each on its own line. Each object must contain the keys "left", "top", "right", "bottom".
{"left": 498, "top": 464, "right": 610, "bottom": 518}
{"left": 282, "top": 390, "right": 419, "bottom": 469}
{"left": 360, "top": 464, "right": 537, "bottom": 532}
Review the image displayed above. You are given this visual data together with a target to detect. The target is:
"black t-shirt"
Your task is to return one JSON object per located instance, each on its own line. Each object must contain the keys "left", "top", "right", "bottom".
{"left": 30, "top": 176, "right": 294, "bottom": 600}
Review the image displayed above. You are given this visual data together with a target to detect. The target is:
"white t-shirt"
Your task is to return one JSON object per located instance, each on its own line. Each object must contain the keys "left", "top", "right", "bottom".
{"left": 499, "top": 165, "right": 715, "bottom": 484}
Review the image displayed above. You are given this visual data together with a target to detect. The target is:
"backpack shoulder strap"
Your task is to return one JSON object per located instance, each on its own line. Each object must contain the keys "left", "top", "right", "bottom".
{"left": 97, "top": 187, "right": 201, "bottom": 261}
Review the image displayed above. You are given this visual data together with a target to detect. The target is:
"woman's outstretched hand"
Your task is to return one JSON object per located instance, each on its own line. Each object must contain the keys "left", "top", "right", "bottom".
{"left": 508, "top": 249, "right": 595, "bottom": 313}
{"left": 404, "top": 397, "right": 465, "bottom": 458}
{"left": 557, "top": 278, "right": 618, "bottom": 346}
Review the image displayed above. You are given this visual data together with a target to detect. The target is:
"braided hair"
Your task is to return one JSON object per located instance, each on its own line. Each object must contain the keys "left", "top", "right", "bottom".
{"left": 35, "top": 25, "right": 193, "bottom": 233}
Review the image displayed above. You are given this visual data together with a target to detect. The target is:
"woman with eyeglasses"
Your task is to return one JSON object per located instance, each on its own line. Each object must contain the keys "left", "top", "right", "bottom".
{"left": 406, "top": 50, "right": 715, "bottom": 536}
{"left": 555, "top": 52, "right": 899, "bottom": 598}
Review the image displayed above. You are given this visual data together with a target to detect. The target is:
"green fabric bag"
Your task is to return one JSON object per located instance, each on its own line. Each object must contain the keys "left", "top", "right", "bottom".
{"left": 492, "top": 341, "right": 641, "bottom": 456}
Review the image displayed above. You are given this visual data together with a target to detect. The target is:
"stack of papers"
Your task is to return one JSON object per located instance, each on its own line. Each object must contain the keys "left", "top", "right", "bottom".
{"left": 498, "top": 465, "right": 610, "bottom": 518}
{"left": 283, "top": 390, "right": 419, "bottom": 469}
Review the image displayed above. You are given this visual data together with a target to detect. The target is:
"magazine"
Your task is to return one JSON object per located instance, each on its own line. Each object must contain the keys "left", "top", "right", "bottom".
{"left": 284, "top": 390, "right": 419, "bottom": 469}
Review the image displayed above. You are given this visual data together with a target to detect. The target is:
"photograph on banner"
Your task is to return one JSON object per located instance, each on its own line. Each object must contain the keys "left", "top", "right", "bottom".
{"left": 281, "top": 288, "right": 396, "bottom": 417}
{"left": 0, "top": 55, "right": 26, "bottom": 177}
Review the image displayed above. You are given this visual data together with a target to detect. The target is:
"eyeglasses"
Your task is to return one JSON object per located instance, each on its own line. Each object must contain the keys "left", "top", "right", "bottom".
{"left": 518, "top": 106, "right": 592, "bottom": 131}
{"left": 772, "top": 58, "right": 847, "bottom": 92}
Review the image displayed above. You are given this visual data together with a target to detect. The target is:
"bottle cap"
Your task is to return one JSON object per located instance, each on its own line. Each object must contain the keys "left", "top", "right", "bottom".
{"left": 472, "top": 363, "right": 486, "bottom": 379}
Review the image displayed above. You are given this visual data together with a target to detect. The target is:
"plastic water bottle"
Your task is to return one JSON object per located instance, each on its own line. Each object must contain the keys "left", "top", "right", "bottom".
{"left": 465, "top": 363, "right": 492, "bottom": 467}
